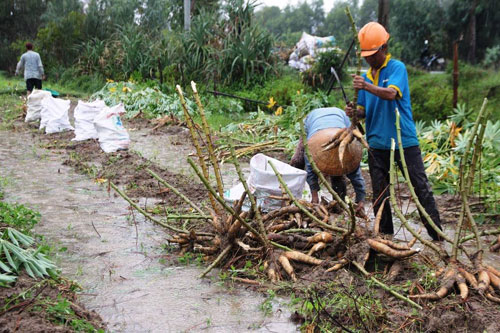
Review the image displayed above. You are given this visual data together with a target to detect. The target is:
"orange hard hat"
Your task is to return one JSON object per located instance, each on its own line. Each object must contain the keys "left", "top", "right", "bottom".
{"left": 358, "top": 22, "right": 390, "bottom": 57}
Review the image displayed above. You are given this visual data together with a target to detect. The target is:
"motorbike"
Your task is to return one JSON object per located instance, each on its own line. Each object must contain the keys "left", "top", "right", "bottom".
{"left": 420, "top": 40, "right": 445, "bottom": 71}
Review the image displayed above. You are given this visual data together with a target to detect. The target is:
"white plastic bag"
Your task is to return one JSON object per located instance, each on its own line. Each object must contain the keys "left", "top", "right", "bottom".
{"left": 72, "top": 100, "right": 106, "bottom": 141}
{"left": 94, "top": 103, "right": 130, "bottom": 153}
{"left": 247, "top": 153, "right": 307, "bottom": 211}
{"left": 25, "top": 89, "right": 51, "bottom": 122}
{"left": 223, "top": 182, "right": 252, "bottom": 212}
{"left": 289, "top": 32, "right": 337, "bottom": 72}
{"left": 39, "top": 97, "right": 73, "bottom": 134}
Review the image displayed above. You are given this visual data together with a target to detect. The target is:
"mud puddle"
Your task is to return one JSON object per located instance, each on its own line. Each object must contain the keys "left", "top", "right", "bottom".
{"left": 0, "top": 130, "right": 297, "bottom": 332}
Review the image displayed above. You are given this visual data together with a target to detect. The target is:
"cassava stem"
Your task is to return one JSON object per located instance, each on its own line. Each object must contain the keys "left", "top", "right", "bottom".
{"left": 267, "top": 160, "right": 346, "bottom": 233}
{"left": 191, "top": 81, "right": 224, "bottom": 198}
{"left": 389, "top": 140, "right": 445, "bottom": 258}
{"left": 146, "top": 168, "right": 206, "bottom": 216}
{"left": 176, "top": 85, "right": 218, "bottom": 211}
{"left": 187, "top": 157, "right": 268, "bottom": 246}
{"left": 351, "top": 261, "right": 422, "bottom": 310}
{"left": 345, "top": 6, "right": 361, "bottom": 127}
{"left": 395, "top": 109, "right": 451, "bottom": 244}
{"left": 228, "top": 139, "right": 269, "bottom": 246}
{"left": 110, "top": 182, "right": 186, "bottom": 234}
{"left": 199, "top": 244, "right": 232, "bottom": 278}
{"left": 453, "top": 98, "right": 488, "bottom": 259}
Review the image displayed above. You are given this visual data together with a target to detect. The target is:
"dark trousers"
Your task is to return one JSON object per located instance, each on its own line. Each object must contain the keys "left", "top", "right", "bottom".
{"left": 26, "top": 78, "right": 42, "bottom": 92}
{"left": 368, "top": 146, "right": 442, "bottom": 240}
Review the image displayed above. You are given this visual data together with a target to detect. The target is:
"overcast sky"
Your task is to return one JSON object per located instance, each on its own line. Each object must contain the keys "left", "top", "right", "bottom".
{"left": 256, "top": 0, "right": 335, "bottom": 13}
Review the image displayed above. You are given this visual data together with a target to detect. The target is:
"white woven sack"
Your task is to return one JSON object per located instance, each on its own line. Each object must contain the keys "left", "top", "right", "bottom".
{"left": 40, "top": 97, "right": 73, "bottom": 134}
{"left": 94, "top": 103, "right": 130, "bottom": 153}
{"left": 25, "top": 89, "right": 51, "bottom": 122}
{"left": 72, "top": 100, "right": 106, "bottom": 141}
{"left": 247, "top": 153, "right": 307, "bottom": 211}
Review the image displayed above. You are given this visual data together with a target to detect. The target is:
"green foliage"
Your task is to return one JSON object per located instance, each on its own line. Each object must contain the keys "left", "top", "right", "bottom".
{"left": 301, "top": 48, "right": 345, "bottom": 90}
{"left": 408, "top": 67, "right": 500, "bottom": 122}
{"left": 91, "top": 81, "right": 193, "bottom": 119}
{"left": 294, "top": 283, "right": 386, "bottom": 332}
{"left": 58, "top": 67, "right": 104, "bottom": 94}
{"left": 0, "top": 0, "right": 48, "bottom": 70}
{"left": 409, "top": 262, "right": 439, "bottom": 291}
{"left": 0, "top": 201, "right": 40, "bottom": 232}
{"left": 417, "top": 105, "right": 500, "bottom": 215}
{"left": 390, "top": 0, "right": 447, "bottom": 64}
{"left": 44, "top": 295, "right": 105, "bottom": 332}
{"left": 410, "top": 71, "right": 453, "bottom": 122}
{"left": 36, "top": 11, "right": 86, "bottom": 69}
{"left": 259, "top": 289, "right": 276, "bottom": 316}
{"left": 222, "top": 70, "right": 308, "bottom": 111}
{"left": 176, "top": 1, "right": 277, "bottom": 86}
{"left": 483, "top": 46, "right": 500, "bottom": 69}
{"left": 0, "top": 227, "right": 58, "bottom": 285}
{"left": 219, "top": 89, "right": 335, "bottom": 155}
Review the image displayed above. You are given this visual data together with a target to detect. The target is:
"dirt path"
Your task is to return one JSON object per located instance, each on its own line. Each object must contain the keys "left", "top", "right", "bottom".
{"left": 0, "top": 130, "right": 296, "bottom": 332}
{"left": 128, "top": 126, "right": 248, "bottom": 189}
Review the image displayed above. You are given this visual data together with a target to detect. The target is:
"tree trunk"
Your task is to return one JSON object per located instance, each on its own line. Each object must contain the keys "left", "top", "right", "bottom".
{"left": 467, "top": 0, "right": 479, "bottom": 64}
{"left": 184, "top": 0, "right": 191, "bottom": 31}
{"left": 453, "top": 42, "right": 459, "bottom": 109}
{"left": 378, "top": 0, "right": 390, "bottom": 29}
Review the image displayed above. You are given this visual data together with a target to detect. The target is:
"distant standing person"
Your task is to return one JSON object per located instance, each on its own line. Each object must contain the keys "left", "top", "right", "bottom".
{"left": 15, "top": 42, "right": 45, "bottom": 97}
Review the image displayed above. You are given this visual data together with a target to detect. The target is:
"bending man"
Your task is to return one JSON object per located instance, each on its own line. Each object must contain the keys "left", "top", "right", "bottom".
{"left": 291, "top": 107, "right": 366, "bottom": 210}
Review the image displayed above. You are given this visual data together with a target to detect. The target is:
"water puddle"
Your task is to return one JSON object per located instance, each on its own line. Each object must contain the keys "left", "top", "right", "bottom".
{"left": 0, "top": 130, "right": 297, "bottom": 332}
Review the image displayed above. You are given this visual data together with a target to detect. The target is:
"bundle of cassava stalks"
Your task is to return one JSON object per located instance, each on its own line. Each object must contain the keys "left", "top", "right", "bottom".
{"left": 110, "top": 81, "right": 500, "bottom": 309}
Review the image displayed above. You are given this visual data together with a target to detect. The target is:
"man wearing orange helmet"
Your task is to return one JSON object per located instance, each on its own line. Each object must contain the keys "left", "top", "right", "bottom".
{"left": 345, "top": 22, "right": 443, "bottom": 241}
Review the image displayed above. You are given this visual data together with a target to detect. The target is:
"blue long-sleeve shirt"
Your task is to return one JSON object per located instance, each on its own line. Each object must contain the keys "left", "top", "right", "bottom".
{"left": 304, "top": 107, "right": 366, "bottom": 202}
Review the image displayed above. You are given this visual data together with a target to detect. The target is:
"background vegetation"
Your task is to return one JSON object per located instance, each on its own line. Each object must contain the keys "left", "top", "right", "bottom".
{"left": 1, "top": 0, "right": 499, "bottom": 126}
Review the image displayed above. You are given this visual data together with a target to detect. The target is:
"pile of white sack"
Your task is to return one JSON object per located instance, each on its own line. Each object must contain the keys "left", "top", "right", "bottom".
{"left": 288, "top": 32, "right": 337, "bottom": 72}
{"left": 25, "top": 89, "right": 130, "bottom": 153}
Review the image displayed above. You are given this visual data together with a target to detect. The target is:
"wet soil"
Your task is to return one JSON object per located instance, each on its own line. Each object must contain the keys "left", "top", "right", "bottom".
{"left": 35, "top": 130, "right": 207, "bottom": 207}
{"left": 123, "top": 116, "right": 500, "bottom": 332}
{"left": 0, "top": 109, "right": 297, "bottom": 331}
{"left": 0, "top": 274, "right": 106, "bottom": 332}
{"left": 3, "top": 99, "right": 500, "bottom": 332}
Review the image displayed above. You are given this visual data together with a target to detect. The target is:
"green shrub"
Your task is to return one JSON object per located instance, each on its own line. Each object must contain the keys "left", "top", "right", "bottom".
{"left": 409, "top": 65, "right": 500, "bottom": 122}
{"left": 483, "top": 45, "right": 500, "bottom": 69}
{"left": 301, "top": 48, "right": 346, "bottom": 90}
{"left": 0, "top": 201, "right": 40, "bottom": 232}
{"left": 223, "top": 70, "right": 309, "bottom": 111}
{"left": 410, "top": 73, "right": 453, "bottom": 122}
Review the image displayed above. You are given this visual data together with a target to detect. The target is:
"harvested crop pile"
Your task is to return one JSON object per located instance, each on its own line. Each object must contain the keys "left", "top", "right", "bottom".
{"left": 108, "top": 86, "right": 500, "bottom": 331}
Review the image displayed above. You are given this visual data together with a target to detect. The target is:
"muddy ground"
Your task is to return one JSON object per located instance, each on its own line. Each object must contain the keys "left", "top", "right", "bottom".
{"left": 1, "top": 103, "right": 297, "bottom": 332}
{"left": 0, "top": 274, "right": 106, "bottom": 332}
{"left": 2, "top": 99, "right": 500, "bottom": 332}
